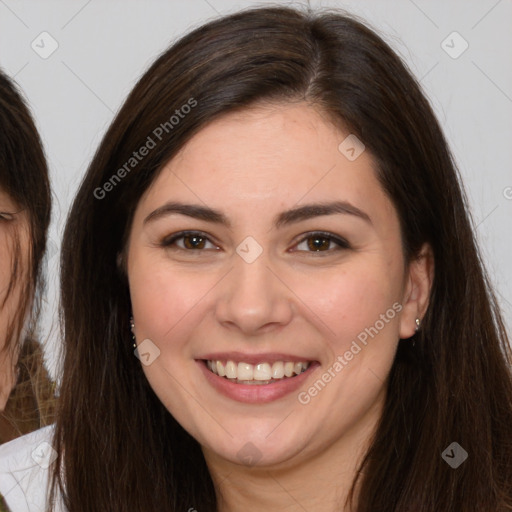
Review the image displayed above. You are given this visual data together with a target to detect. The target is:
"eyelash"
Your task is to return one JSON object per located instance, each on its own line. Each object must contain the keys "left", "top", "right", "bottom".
{"left": 0, "top": 212, "right": 15, "bottom": 222}
{"left": 159, "top": 230, "right": 350, "bottom": 254}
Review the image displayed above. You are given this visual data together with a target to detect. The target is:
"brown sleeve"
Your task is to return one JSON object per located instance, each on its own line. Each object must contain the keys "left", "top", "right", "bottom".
{"left": 0, "top": 492, "right": 13, "bottom": 512}
{"left": 0, "top": 337, "right": 58, "bottom": 444}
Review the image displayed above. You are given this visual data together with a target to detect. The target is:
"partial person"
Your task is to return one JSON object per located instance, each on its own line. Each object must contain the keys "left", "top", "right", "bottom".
{"left": 0, "top": 69, "right": 55, "bottom": 445}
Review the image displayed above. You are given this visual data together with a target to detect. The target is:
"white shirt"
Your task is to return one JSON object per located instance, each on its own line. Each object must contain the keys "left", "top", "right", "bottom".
{"left": 0, "top": 425, "right": 66, "bottom": 512}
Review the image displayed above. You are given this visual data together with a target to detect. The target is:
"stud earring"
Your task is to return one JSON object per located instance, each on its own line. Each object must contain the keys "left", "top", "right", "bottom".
{"left": 130, "top": 316, "right": 136, "bottom": 348}
{"left": 411, "top": 318, "right": 421, "bottom": 348}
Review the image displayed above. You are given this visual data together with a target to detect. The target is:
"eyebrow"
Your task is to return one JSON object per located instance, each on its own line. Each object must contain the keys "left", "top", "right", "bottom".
{"left": 143, "top": 200, "right": 372, "bottom": 228}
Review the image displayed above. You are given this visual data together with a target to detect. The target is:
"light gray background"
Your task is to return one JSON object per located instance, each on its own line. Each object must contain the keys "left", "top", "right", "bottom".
{"left": 1, "top": 0, "right": 511, "bottom": 380}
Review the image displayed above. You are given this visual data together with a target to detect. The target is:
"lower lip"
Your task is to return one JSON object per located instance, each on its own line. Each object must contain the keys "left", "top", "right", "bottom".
{"left": 196, "top": 360, "right": 320, "bottom": 404}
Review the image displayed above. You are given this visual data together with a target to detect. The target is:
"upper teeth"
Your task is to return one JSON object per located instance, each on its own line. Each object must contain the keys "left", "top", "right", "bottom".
{"left": 207, "top": 360, "right": 311, "bottom": 380}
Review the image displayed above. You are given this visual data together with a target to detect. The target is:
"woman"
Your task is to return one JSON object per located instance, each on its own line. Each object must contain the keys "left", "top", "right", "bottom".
{"left": 0, "top": 70, "right": 56, "bottom": 511}
{"left": 0, "top": 69, "right": 55, "bottom": 445}
{"left": 1, "top": 6, "right": 511, "bottom": 511}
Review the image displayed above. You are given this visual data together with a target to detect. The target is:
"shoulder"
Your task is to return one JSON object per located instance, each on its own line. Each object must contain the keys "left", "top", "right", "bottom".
{"left": 0, "top": 425, "right": 65, "bottom": 512}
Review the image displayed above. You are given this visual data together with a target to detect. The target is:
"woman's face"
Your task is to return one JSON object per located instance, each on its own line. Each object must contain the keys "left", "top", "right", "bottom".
{"left": 127, "top": 103, "right": 430, "bottom": 469}
{"left": 0, "top": 188, "right": 29, "bottom": 410}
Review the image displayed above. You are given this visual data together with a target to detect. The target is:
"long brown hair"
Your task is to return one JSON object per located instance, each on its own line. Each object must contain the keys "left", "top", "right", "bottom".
{"left": 51, "top": 6, "right": 512, "bottom": 511}
{"left": 0, "top": 69, "right": 55, "bottom": 443}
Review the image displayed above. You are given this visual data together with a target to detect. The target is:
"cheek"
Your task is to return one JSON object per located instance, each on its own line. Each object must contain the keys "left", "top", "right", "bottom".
{"left": 0, "top": 233, "right": 24, "bottom": 331}
{"left": 128, "top": 254, "right": 217, "bottom": 351}
{"left": 127, "top": 253, "right": 220, "bottom": 425}
{"left": 287, "top": 260, "right": 402, "bottom": 353}
{"left": 0, "top": 231, "right": 11, "bottom": 290}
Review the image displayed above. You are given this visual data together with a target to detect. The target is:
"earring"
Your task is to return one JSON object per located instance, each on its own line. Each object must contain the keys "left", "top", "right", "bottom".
{"left": 130, "top": 316, "right": 136, "bottom": 348}
{"left": 411, "top": 318, "right": 421, "bottom": 348}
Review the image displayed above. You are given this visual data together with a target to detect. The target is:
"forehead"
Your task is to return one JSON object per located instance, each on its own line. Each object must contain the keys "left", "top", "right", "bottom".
{"left": 137, "top": 103, "right": 395, "bottom": 226}
{"left": 171, "top": 102, "right": 347, "bottom": 178}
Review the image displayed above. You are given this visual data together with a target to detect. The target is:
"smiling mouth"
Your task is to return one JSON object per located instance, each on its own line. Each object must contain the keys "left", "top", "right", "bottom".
{"left": 203, "top": 359, "right": 313, "bottom": 385}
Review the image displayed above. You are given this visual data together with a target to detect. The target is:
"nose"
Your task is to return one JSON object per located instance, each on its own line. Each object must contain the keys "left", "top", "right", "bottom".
{"left": 214, "top": 250, "right": 294, "bottom": 335}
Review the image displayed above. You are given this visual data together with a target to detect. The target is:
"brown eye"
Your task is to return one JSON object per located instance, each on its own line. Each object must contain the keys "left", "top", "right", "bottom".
{"left": 294, "top": 232, "right": 350, "bottom": 253}
{"left": 160, "top": 231, "right": 218, "bottom": 251}
{"left": 183, "top": 234, "right": 206, "bottom": 249}
{"left": 307, "top": 236, "right": 331, "bottom": 251}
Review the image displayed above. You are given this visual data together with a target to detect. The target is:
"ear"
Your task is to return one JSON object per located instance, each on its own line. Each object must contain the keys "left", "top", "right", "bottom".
{"left": 399, "top": 243, "right": 434, "bottom": 339}
{"left": 116, "top": 249, "right": 127, "bottom": 275}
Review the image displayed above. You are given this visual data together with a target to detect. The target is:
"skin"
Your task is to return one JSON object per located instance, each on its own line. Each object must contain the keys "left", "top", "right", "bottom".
{"left": 0, "top": 188, "right": 29, "bottom": 411}
{"left": 126, "top": 102, "right": 433, "bottom": 511}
